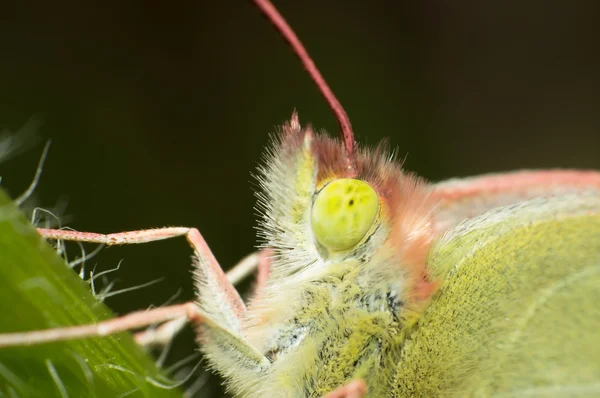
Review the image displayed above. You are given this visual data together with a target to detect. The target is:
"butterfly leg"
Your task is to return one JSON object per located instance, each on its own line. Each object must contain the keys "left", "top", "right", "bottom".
{"left": 225, "top": 248, "right": 273, "bottom": 287}
{"left": 0, "top": 302, "right": 201, "bottom": 348}
{"left": 1, "top": 229, "right": 214, "bottom": 348}
{"left": 129, "top": 233, "right": 274, "bottom": 385}
{"left": 188, "top": 228, "right": 271, "bottom": 378}
{"left": 37, "top": 226, "right": 265, "bottom": 286}
{"left": 248, "top": 248, "right": 273, "bottom": 301}
{"left": 37, "top": 226, "right": 267, "bottom": 347}
{"left": 21, "top": 228, "right": 288, "bottom": 390}
{"left": 134, "top": 248, "right": 271, "bottom": 347}
{"left": 0, "top": 227, "right": 263, "bottom": 350}
{"left": 38, "top": 226, "right": 196, "bottom": 246}
{"left": 322, "top": 380, "right": 368, "bottom": 398}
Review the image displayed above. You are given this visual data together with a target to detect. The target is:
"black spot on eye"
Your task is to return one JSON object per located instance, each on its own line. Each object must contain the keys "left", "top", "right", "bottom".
{"left": 349, "top": 199, "right": 354, "bottom": 206}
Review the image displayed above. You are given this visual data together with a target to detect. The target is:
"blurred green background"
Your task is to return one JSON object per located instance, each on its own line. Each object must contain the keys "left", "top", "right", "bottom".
{"left": 1, "top": 1, "right": 599, "bottom": 396}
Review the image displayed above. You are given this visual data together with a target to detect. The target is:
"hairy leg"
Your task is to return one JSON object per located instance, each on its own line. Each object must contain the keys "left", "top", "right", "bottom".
{"left": 0, "top": 227, "right": 265, "bottom": 348}
{"left": 248, "top": 248, "right": 272, "bottom": 301}
{"left": 134, "top": 248, "right": 271, "bottom": 347}
{"left": 37, "top": 227, "right": 266, "bottom": 285}
{"left": 0, "top": 303, "right": 200, "bottom": 348}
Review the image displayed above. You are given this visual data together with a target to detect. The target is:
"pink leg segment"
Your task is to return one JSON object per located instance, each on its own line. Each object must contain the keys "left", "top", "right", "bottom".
{"left": 0, "top": 303, "right": 200, "bottom": 348}
{"left": 133, "top": 248, "right": 271, "bottom": 347}
{"left": 186, "top": 228, "right": 246, "bottom": 318}
{"left": 250, "top": 248, "right": 273, "bottom": 301}
{"left": 0, "top": 227, "right": 262, "bottom": 348}
{"left": 323, "top": 380, "right": 368, "bottom": 398}
{"left": 37, "top": 227, "right": 191, "bottom": 246}
{"left": 37, "top": 226, "right": 264, "bottom": 285}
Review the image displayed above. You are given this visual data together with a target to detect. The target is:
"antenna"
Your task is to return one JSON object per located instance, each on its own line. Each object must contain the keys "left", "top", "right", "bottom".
{"left": 252, "top": 0, "right": 357, "bottom": 173}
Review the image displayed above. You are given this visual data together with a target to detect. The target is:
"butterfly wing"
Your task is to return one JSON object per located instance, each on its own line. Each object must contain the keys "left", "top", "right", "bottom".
{"left": 393, "top": 192, "right": 600, "bottom": 397}
{"left": 430, "top": 170, "right": 600, "bottom": 233}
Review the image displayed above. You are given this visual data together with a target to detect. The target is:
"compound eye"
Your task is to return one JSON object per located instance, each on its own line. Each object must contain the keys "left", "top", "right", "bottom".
{"left": 311, "top": 179, "right": 379, "bottom": 251}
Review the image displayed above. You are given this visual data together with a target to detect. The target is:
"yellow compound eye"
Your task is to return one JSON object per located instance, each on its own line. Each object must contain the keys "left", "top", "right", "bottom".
{"left": 311, "top": 179, "right": 379, "bottom": 252}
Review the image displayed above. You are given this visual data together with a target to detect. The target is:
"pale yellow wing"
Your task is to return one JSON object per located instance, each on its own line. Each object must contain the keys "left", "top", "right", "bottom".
{"left": 393, "top": 192, "right": 600, "bottom": 397}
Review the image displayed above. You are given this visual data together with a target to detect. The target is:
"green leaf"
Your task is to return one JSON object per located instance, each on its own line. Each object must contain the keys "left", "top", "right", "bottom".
{"left": 0, "top": 188, "right": 183, "bottom": 397}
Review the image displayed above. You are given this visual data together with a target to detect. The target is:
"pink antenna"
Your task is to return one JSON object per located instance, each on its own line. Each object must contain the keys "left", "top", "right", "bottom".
{"left": 253, "top": 0, "right": 357, "bottom": 172}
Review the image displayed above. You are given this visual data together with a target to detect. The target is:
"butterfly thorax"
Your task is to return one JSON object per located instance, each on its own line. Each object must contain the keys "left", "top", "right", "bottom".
{"left": 244, "top": 259, "right": 412, "bottom": 397}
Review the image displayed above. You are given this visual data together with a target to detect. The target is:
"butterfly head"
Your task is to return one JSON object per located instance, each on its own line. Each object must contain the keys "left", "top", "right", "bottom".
{"left": 255, "top": 112, "right": 436, "bottom": 302}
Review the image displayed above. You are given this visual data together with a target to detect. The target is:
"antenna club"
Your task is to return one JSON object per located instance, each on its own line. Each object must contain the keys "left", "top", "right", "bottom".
{"left": 252, "top": 0, "right": 358, "bottom": 171}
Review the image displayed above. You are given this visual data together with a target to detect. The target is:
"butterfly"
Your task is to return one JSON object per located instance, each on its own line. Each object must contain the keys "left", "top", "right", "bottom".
{"left": 0, "top": 0, "right": 599, "bottom": 397}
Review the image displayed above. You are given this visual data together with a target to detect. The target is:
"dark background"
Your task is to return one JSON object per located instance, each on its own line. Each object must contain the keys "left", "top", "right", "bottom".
{"left": 1, "top": 1, "right": 599, "bottom": 396}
